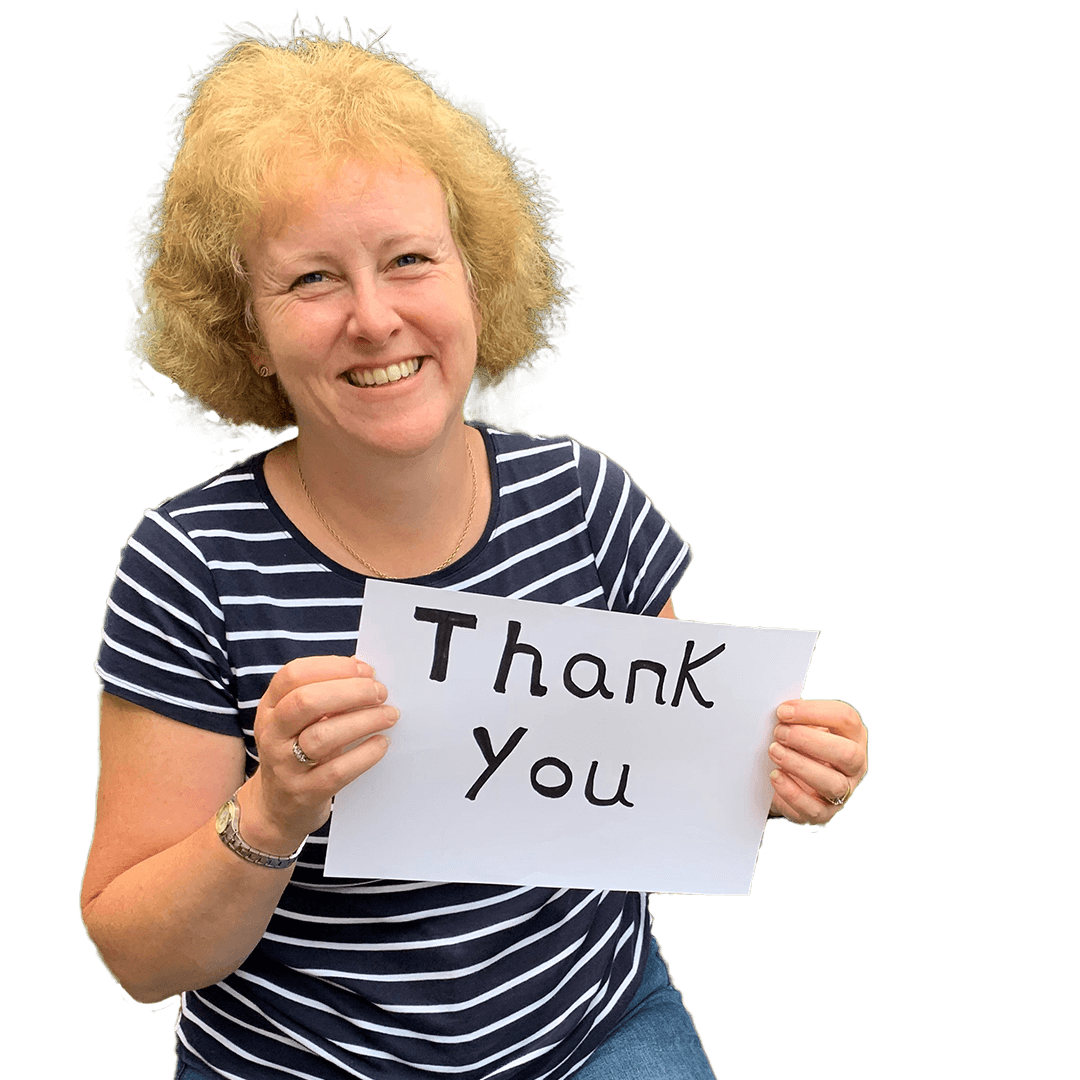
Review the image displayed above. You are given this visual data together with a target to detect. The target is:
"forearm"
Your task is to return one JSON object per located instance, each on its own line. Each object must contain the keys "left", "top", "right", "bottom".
{"left": 82, "top": 789, "right": 298, "bottom": 1003}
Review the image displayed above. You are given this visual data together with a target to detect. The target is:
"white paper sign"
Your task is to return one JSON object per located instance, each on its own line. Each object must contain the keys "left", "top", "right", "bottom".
{"left": 325, "top": 581, "right": 817, "bottom": 893}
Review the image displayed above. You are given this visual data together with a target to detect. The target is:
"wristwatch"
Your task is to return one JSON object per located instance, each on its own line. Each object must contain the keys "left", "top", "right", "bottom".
{"left": 214, "top": 793, "right": 305, "bottom": 870}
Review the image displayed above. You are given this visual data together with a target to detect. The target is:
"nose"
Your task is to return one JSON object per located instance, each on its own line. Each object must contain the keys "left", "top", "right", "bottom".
{"left": 347, "top": 279, "right": 403, "bottom": 346}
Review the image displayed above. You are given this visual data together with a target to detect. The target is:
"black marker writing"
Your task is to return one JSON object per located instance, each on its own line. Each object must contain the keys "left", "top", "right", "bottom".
{"left": 562, "top": 653, "right": 615, "bottom": 700}
{"left": 493, "top": 621, "right": 549, "bottom": 697}
{"left": 671, "top": 641, "right": 726, "bottom": 708}
{"left": 465, "top": 726, "right": 528, "bottom": 800}
{"left": 466, "top": 727, "right": 635, "bottom": 808}
{"left": 413, "top": 607, "right": 478, "bottom": 682}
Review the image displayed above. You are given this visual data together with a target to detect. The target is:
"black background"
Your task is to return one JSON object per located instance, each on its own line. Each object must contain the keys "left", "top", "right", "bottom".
{"left": 73, "top": 12, "right": 885, "bottom": 1075}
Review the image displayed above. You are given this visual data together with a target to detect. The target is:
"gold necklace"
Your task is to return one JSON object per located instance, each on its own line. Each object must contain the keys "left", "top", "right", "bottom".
{"left": 295, "top": 436, "right": 478, "bottom": 579}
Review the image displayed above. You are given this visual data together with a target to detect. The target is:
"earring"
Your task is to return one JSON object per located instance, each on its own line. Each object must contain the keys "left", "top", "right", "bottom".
{"left": 258, "top": 366, "right": 271, "bottom": 377}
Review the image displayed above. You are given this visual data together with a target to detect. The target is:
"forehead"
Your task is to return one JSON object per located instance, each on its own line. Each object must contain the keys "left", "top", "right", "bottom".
{"left": 254, "top": 158, "right": 451, "bottom": 245}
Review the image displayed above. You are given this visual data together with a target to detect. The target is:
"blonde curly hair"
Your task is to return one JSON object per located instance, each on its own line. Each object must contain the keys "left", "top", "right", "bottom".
{"left": 140, "top": 32, "right": 565, "bottom": 430}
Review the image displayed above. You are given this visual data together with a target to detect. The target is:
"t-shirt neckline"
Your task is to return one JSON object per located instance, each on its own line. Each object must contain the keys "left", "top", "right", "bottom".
{"left": 250, "top": 421, "right": 501, "bottom": 585}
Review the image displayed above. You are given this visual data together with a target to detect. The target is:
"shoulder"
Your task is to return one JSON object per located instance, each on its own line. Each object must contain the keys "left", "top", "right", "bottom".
{"left": 481, "top": 421, "right": 578, "bottom": 460}
{"left": 477, "top": 421, "right": 613, "bottom": 477}
{"left": 121, "top": 453, "right": 272, "bottom": 559}
{"left": 149, "top": 453, "right": 269, "bottom": 521}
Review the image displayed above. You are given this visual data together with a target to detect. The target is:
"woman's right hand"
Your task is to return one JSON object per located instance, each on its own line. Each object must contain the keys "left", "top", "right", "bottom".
{"left": 241, "top": 656, "right": 398, "bottom": 853}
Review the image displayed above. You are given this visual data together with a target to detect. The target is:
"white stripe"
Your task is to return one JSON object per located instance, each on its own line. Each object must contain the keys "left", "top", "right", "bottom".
{"left": 220, "top": 594, "right": 361, "bottom": 607}
{"left": 189, "top": 528, "right": 291, "bottom": 541}
{"left": 594, "top": 473, "right": 631, "bottom": 568}
{"left": 490, "top": 489, "right": 581, "bottom": 541}
{"left": 626, "top": 521, "right": 671, "bottom": 608}
{"left": 96, "top": 666, "right": 237, "bottom": 715}
{"left": 498, "top": 459, "right": 576, "bottom": 496}
{"left": 508, "top": 554, "right": 594, "bottom": 600}
{"left": 203, "top": 472, "right": 256, "bottom": 488}
{"left": 233, "top": 664, "right": 284, "bottom": 677}
{"left": 561, "top": 586, "right": 604, "bottom": 608}
{"left": 171, "top": 501, "right": 268, "bottom": 515}
{"left": 494, "top": 440, "right": 571, "bottom": 462}
{"left": 226, "top": 628, "right": 357, "bottom": 642}
{"left": 274, "top": 885, "right": 534, "bottom": 925}
{"left": 583, "top": 454, "right": 607, "bottom": 525}
{"left": 606, "top": 497, "right": 651, "bottom": 608}
{"left": 207, "top": 560, "right": 330, "bottom": 575}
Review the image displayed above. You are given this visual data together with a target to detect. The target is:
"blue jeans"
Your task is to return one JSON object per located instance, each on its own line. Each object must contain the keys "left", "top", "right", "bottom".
{"left": 176, "top": 936, "right": 715, "bottom": 1079}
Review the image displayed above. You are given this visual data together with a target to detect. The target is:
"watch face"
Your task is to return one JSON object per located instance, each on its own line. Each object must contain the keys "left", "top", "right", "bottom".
{"left": 215, "top": 802, "right": 232, "bottom": 834}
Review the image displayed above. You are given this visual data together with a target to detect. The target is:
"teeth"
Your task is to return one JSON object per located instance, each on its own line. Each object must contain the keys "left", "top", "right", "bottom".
{"left": 345, "top": 358, "right": 422, "bottom": 387}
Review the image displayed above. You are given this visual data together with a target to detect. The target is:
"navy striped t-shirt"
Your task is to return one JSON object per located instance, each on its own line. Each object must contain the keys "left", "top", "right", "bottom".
{"left": 96, "top": 424, "right": 691, "bottom": 1080}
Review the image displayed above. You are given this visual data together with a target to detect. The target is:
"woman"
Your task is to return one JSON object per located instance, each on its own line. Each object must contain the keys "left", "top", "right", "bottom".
{"left": 82, "top": 33, "right": 868, "bottom": 1080}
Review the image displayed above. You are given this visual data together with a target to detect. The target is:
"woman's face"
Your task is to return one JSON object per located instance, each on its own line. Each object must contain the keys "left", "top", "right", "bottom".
{"left": 245, "top": 159, "right": 480, "bottom": 457}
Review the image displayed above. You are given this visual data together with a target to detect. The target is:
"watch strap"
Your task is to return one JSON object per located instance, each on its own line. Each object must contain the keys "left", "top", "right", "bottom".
{"left": 215, "top": 794, "right": 305, "bottom": 870}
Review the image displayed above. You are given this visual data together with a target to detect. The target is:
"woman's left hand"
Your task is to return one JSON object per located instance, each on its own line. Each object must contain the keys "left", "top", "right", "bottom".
{"left": 767, "top": 699, "right": 867, "bottom": 824}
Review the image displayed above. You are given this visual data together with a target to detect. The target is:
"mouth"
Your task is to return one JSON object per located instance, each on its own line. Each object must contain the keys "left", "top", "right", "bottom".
{"left": 343, "top": 357, "right": 424, "bottom": 388}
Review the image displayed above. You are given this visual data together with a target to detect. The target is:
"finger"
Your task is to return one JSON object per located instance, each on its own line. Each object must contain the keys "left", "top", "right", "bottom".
{"left": 776, "top": 699, "right": 863, "bottom": 737}
{"left": 263, "top": 655, "right": 375, "bottom": 709}
{"left": 769, "top": 768, "right": 837, "bottom": 825}
{"left": 769, "top": 740, "right": 852, "bottom": 805}
{"left": 295, "top": 704, "right": 399, "bottom": 764}
{"left": 773, "top": 723, "right": 866, "bottom": 778}
{"left": 304, "top": 731, "right": 393, "bottom": 791}
{"left": 272, "top": 677, "right": 389, "bottom": 738}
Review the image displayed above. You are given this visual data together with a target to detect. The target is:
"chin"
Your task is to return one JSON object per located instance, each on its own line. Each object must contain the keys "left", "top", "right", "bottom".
{"left": 351, "top": 406, "right": 465, "bottom": 459}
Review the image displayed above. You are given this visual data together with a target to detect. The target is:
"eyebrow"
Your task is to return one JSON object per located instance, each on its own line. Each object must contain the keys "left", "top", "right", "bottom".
{"left": 379, "top": 232, "right": 442, "bottom": 250}
{"left": 272, "top": 235, "right": 440, "bottom": 263}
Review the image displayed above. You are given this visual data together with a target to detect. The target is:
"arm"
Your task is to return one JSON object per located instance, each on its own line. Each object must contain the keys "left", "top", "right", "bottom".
{"left": 81, "top": 657, "right": 397, "bottom": 1003}
{"left": 81, "top": 694, "right": 291, "bottom": 1002}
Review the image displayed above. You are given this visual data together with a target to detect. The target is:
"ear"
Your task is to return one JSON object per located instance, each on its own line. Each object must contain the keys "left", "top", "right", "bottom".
{"left": 248, "top": 351, "right": 274, "bottom": 379}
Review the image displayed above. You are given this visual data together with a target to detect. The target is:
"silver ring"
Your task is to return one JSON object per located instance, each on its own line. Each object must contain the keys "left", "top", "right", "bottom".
{"left": 292, "top": 739, "right": 318, "bottom": 767}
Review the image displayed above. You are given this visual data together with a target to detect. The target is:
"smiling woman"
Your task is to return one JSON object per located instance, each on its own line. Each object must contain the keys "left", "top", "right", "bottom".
{"left": 82, "top": 28, "right": 866, "bottom": 1080}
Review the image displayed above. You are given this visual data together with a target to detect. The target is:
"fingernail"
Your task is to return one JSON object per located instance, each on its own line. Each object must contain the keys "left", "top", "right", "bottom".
{"left": 775, "top": 724, "right": 790, "bottom": 742}
{"left": 374, "top": 681, "right": 388, "bottom": 700}
{"left": 777, "top": 704, "right": 795, "bottom": 720}
{"left": 769, "top": 769, "right": 781, "bottom": 783}
{"left": 768, "top": 742, "right": 783, "bottom": 762}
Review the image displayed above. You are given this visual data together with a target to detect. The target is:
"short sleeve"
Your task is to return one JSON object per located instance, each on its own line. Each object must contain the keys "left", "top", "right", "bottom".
{"left": 574, "top": 442, "right": 691, "bottom": 616}
{"left": 95, "top": 508, "right": 242, "bottom": 737}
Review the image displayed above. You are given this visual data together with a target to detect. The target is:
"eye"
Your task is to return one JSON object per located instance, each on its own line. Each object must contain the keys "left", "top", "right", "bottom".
{"left": 393, "top": 253, "right": 429, "bottom": 269}
{"left": 291, "top": 271, "right": 327, "bottom": 288}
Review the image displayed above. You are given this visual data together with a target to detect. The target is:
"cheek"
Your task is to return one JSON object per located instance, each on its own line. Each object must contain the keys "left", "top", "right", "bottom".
{"left": 269, "top": 306, "right": 341, "bottom": 358}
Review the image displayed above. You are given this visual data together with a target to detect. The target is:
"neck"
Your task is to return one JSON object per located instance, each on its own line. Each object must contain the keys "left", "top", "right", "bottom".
{"left": 268, "top": 421, "right": 489, "bottom": 579}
